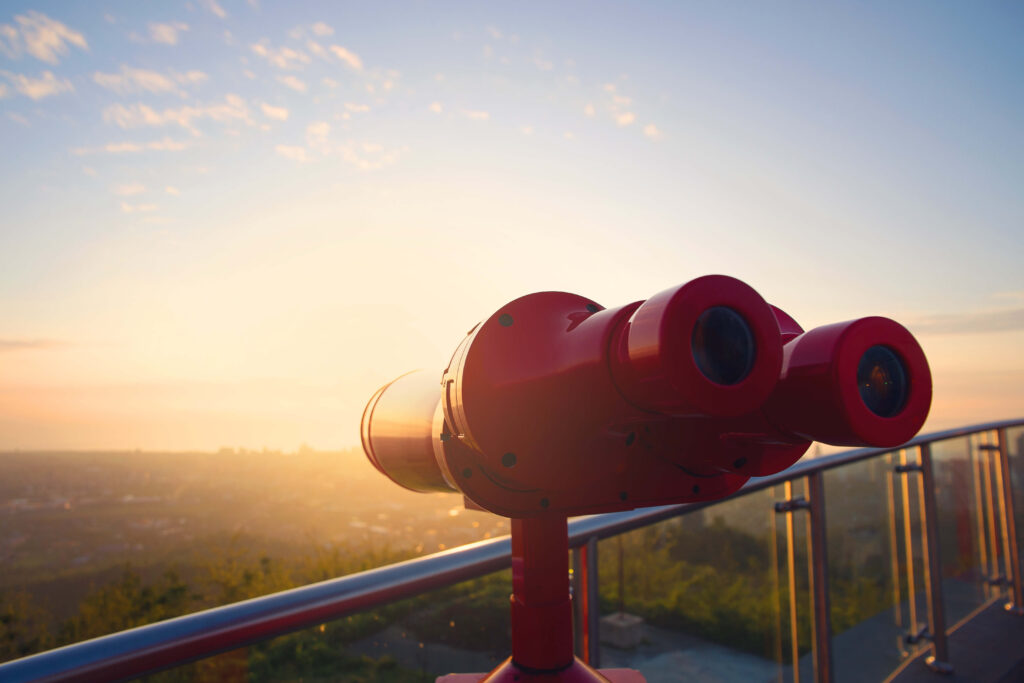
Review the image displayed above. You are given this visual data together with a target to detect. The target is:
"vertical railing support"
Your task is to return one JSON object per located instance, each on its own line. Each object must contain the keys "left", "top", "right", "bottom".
{"left": 774, "top": 476, "right": 835, "bottom": 683}
{"left": 979, "top": 442, "right": 1004, "bottom": 594}
{"left": 918, "top": 444, "right": 953, "bottom": 674}
{"left": 572, "top": 537, "right": 601, "bottom": 666}
{"left": 896, "top": 451, "right": 922, "bottom": 642}
{"left": 806, "top": 472, "right": 834, "bottom": 683}
{"left": 778, "top": 480, "right": 803, "bottom": 683}
{"left": 571, "top": 547, "right": 584, "bottom": 659}
{"left": 996, "top": 428, "right": 1024, "bottom": 615}
{"left": 585, "top": 536, "right": 600, "bottom": 667}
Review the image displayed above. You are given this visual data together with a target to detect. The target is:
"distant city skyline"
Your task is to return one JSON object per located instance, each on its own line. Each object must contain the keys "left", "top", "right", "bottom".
{"left": 1, "top": 2, "right": 1022, "bottom": 450}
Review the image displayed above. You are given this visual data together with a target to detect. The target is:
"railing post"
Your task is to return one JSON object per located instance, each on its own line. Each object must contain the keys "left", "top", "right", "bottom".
{"left": 585, "top": 536, "right": 600, "bottom": 667}
{"left": 996, "top": 428, "right": 1024, "bottom": 615}
{"left": 806, "top": 471, "right": 834, "bottom": 683}
{"left": 571, "top": 547, "right": 584, "bottom": 659}
{"left": 573, "top": 537, "right": 602, "bottom": 666}
{"left": 918, "top": 443, "right": 953, "bottom": 674}
{"left": 895, "top": 451, "right": 923, "bottom": 644}
{"left": 774, "top": 476, "right": 834, "bottom": 683}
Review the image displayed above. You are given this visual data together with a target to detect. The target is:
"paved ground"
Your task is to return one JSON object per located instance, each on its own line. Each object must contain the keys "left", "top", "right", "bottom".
{"left": 345, "top": 593, "right": 1024, "bottom": 681}
{"left": 888, "top": 600, "right": 1024, "bottom": 683}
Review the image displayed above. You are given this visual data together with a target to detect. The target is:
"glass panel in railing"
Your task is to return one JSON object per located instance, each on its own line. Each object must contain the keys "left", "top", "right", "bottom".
{"left": 592, "top": 488, "right": 790, "bottom": 682}
{"left": 824, "top": 451, "right": 925, "bottom": 683}
{"left": 335, "top": 569, "right": 511, "bottom": 680}
{"left": 143, "top": 569, "right": 512, "bottom": 682}
{"left": 775, "top": 477, "right": 814, "bottom": 683}
{"left": 1006, "top": 426, "right": 1024, "bottom": 576}
{"left": 976, "top": 430, "right": 1014, "bottom": 601}
{"left": 930, "top": 434, "right": 995, "bottom": 626}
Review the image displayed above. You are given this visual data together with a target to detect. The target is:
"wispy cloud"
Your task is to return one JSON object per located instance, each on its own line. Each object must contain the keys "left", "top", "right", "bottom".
{"left": 198, "top": 0, "right": 227, "bottom": 20}
{"left": 614, "top": 111, "right": 636, "bottom": 127}
{"left": 910, "top": 308, "right": 1024, "bottom": 335}
{"left": 0, "top": 338, "right": 66, "bottom": 352}
{"left": 120, "top": 201, "right": 158, "bottom": 214}
{"left": 330, "top": 45, "right": 363, "bottom": 70}
{"left": 583, "top": 103, "right": 595, "bottom": 117}
{"left": 643, "top": 123, "right": 662, "bottom": 140}
{"left": 461, "top": 109, "right": 489, "bottom": 121}
{"left": 0, "top": 11, "right": 88, "bottom": 64}
{"left": 275, "top": 144, "right": 308, "bottom": 162}
{"left": 274, "top": 126, "right": 405, "bottom": 170}
{"left": 533, "top": 51, "right": 554, "bottom": 71}
{"left": 1, "top": 69, "right": 73, "bottom": 99}
{"left": 165, "top": 186, "right": 180, "bottom": 195}
{"left": 276, "top": 75, "right": 307, "bottom": 93}
{"left": 251, "top": 41, "right": 310, "bottom": 69}
{"left": 148, "top": 21, "right": 189, "bottom": 45}
{"left": 102, "top": 95, "right": 253, "bottom": 136}
{"left": 260, "top": 102, "right": 289, "bottom": 121}
{"left": 305, "top": 40, "right": 328, "bottom": 60}
{"left": 428, "top": 101, "right": 442, "bottom": 114}
{"left": 93, "top": 65, "right": 207, "bottom": 96}
{"left": 311, "top": 22, "right": 334, "bottom": 37}
{"left": 7, "top": 111, "right": 29, "bottom": 125}
{"left": 338, "top": 142, "right": 405, "bottom": 170}
{"left": 72, "top": 138, "right": 188, "bottom": 155}
{"left": 111, "top": 181, "right": 146, "bottom": 196}
{"left": 306, "top": 121, "right": 330, "bottom": 153}
{"left": 344, "top": 102, "right": 369, "bottom": 113}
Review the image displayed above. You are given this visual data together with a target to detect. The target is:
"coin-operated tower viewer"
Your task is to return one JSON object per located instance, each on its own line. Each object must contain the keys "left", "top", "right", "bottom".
{"left": 361, "top": 275, "right": 932, "bottom": 682}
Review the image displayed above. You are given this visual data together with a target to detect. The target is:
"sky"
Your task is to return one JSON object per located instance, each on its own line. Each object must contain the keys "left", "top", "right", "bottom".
{"left": 0, "top": 1, "right": 1022, "bottom": 451}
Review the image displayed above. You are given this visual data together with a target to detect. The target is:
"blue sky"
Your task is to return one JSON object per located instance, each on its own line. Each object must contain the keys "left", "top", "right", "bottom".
{"left": 1, "top": 1, "right": 1022, "bottom": 450}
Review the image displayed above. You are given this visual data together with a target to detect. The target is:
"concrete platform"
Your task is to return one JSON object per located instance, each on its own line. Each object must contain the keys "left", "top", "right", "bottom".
{"left": 887, "top": 599, "right": 1024, "bottom": 683}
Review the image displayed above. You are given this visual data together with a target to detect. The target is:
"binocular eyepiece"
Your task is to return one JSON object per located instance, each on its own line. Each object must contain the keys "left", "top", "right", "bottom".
{"left": 361, "top": 275, "right": 931, "bottom": 517}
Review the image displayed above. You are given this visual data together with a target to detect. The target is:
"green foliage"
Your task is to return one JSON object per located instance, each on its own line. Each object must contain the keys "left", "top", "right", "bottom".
{"left": 2, "top": 508, "right": 900, "bottom": 677}
{"left": 598, "top": 521, "right": 780, "bottom": 657}
{"left": 403, "top": 573, "right": 511, "bottom": 652}
{"left": 250, "top": 639, "right": 431, "bottom": 682}
{"left": 0, "top": 590, "right": 52, "bottom": 660}
{"left": 829, "top": 574, "right": 889, "bottom": 635}
{"left": 58, "top": 566, "right": 192, "bottom": 644}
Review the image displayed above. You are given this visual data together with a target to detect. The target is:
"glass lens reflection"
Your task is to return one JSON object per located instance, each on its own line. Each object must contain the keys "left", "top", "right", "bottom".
{"left": 691, "top": 306, "right": 756, "bottom": 385}
{"left": 857, "top": 346, "right": 908, "bottom": 417}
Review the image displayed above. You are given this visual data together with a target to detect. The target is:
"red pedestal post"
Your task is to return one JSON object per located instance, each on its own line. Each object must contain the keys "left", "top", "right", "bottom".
{"left": 437, "top": 517, "right": 644, "bottom": 683}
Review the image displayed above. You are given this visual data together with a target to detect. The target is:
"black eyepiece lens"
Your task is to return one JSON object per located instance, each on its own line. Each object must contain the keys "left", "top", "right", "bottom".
{"left": 857, "top": 345, "right": 908, "bottom": 418}
{"left": 691, "top": 307, "right": 756, "bottom": 386}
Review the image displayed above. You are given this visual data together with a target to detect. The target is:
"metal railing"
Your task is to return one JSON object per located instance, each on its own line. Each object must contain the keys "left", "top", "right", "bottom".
{"left": 2, "top": 418, "right": 1023, "bottom": 682}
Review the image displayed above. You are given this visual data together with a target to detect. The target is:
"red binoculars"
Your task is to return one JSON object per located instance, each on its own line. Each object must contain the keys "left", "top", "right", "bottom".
{"left": 361, "top": 275, "right": 931, "bottom": 518}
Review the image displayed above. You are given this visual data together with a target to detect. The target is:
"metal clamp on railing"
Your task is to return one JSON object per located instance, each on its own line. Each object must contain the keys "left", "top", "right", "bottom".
{"left": 774, "top": 496, "right": 810, "bottom": 513}
{"left": 904, "top": 625, "right": 933, "bottom": 645}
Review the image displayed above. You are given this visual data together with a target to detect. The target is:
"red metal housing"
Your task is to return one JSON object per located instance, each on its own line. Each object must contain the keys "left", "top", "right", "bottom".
{"left": 360, "top": 274, "right": 932, "bottom": 518}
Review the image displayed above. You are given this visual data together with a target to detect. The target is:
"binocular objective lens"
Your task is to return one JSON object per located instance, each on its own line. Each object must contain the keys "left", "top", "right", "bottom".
{"left": 857, "top": 345, "right": 908, "bottom": 418}
{"left": 691, "top": 307, "right": 756, "bottom": 386}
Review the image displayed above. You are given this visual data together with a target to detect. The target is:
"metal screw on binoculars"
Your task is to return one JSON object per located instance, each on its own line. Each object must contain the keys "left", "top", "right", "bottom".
{"left": 361, "top": 274, "right": 932, "bottom": 682}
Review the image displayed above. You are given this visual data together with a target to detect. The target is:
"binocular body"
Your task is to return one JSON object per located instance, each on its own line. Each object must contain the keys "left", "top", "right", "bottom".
{"left": 362, "top": 275, "right": 931, "bottom": 518}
